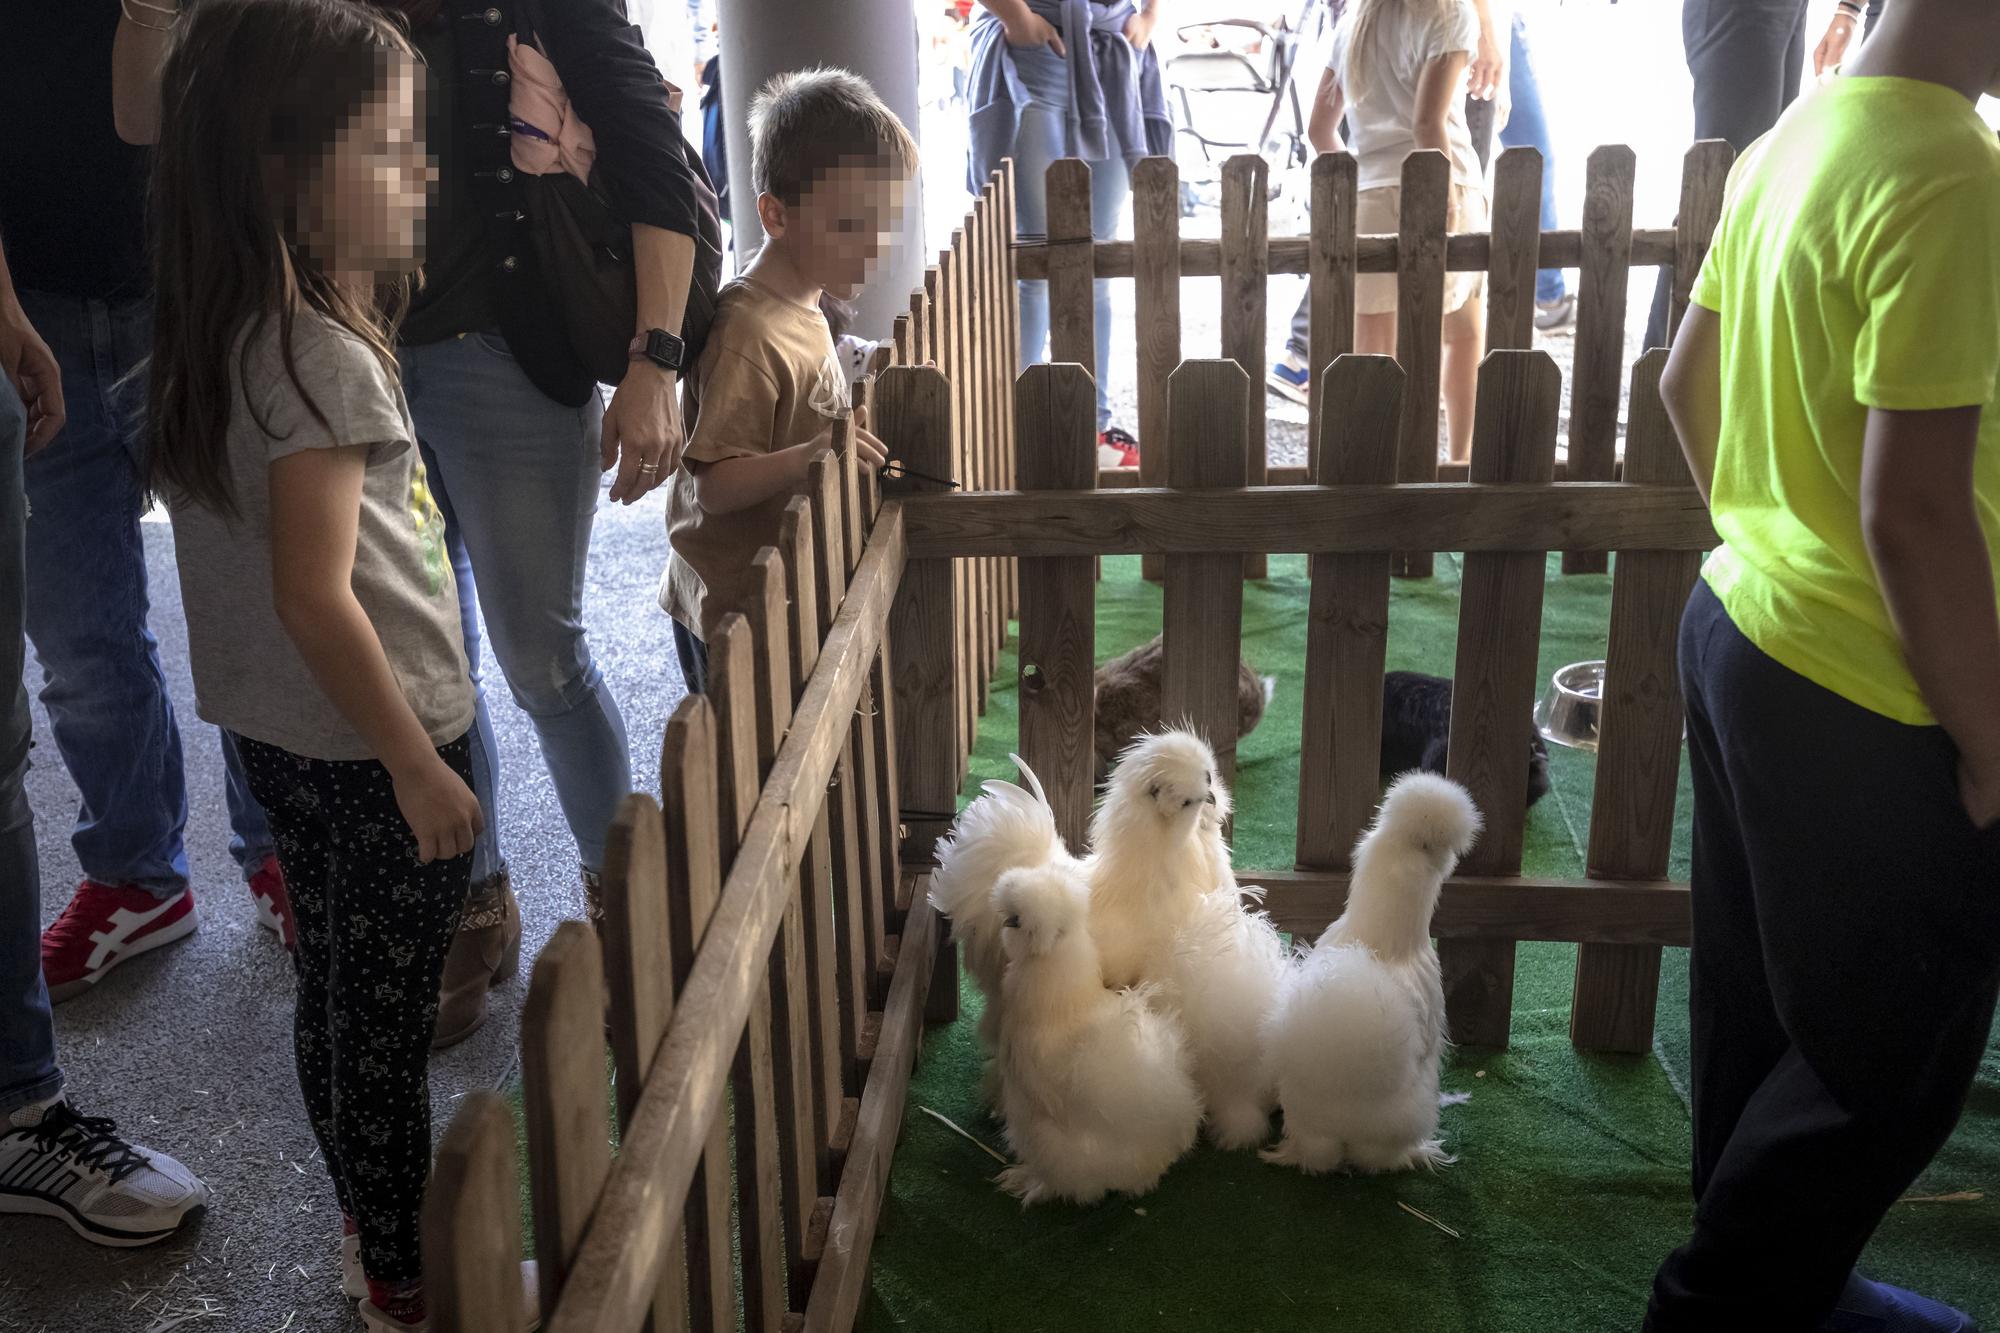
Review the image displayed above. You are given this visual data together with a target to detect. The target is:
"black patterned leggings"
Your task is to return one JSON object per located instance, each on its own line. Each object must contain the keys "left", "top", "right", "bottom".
{"left": 234, "top": 733, "right": 474, "bottom": 1283}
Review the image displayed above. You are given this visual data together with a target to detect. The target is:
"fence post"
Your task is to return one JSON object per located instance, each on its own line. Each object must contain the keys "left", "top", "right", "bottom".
{"left": 1392, "top": 150, "right": 1451, "bottom": 579}
{"left": 422, "top": 1093, "right": 524, "bottom": 1333}
{"left": 778, "top": 499, "right": 846, "bottom": 1187}
{"left": 1485, "top": 146, "right": 1544, "bottom": 353}
{"left": 659, "top": 697, "right": 737, "bottom": 1333}
{"left": 1438, "top": 349, "right": 1562, "bottom": 1048}
{"left": 1161, "top": 360, "right": 1250, "bottom": 790}
{"left": 1221, "top": 154, "right": 1270, "bottom": 581}
{"left": 1133, "top": 156, "right": 1180, "bottom": 584}
{"left": 707, "top": 616, "right": 788, "bottom": 1333}
{"left": 1307, "top": 153, "right": 1359, "bottom": 472}
{"left": 522, "top": 921, "right": 615, "bottom": 1323}
{"left": 1016, "top": 363, "right": 1098, "bottom": 849}
{"left": 1297, "top": 356, "right": 1403, "bottom": 871}
{"left": 1572, "top": 349, "right": 1701, "bottom": 1053}
{"left": 601, "top": 791, "right": 693, "bottom": 1332}
{"left": 1563, "top": 145, "right": 1638, "bottom": 575}
{"left": 1669, "top": 140, "right": 1735, "bottom": 343}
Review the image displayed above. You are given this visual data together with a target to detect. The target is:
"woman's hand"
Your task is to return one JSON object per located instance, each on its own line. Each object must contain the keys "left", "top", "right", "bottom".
{"left": 1124, "top": 7, "right": 1158, "bottom": 52}
{"left": 1000, "top": 7, "right": 1065, "bottom": 55}
{"left": 1813, "top": 11, "right": 1859, "bottom": 75}
{"left": 0, "top": 295, "right": 64, "bottom": 454}
{"left": 393, "top": 755, "right": 485, "bottom": 864}
{"left": 602, "top": 363, "right": 684, "bottom": 505}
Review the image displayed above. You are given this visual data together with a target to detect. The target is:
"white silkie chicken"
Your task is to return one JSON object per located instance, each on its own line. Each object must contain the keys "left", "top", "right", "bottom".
{"left": 928, "top": 755, "right": 1086, "bottom": 1050}
{"left": 990, "top": 864, "right": 1202, "bottom": 1205}
{"left": 1088, "top": 730, "right": 1236, "bottom": 991}
{"left": 1261, "top": 771, "right": 1482, "bottom": 1174}
{"left": 1156, "top": 884, "right": 1289, "bottom": 1149}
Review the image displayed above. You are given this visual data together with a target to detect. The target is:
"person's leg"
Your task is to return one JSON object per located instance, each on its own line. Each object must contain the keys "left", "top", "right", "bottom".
{"left": 16, "top": 292, "right": 188, "bottom": 900}
{"left": 1648, "top": 592, "right": 2000, "bottom": 1329}
{"left": 673, "top": 620, "right": 710, "bottom": 697}
{"left": 1286, "top": 289, "right": 1312, "bottom": 362}
{"left": 1440, "top": 294, "right": 1484, "bottom": 464}
{"left": 1649, "top": 0, "right": 1813, "bottom": 348}
{"left": 322, "top": 741, "right": 473, "bottom": 1285}
{"left": 401, "top": 333, "right": 630, "bottom": 874}
{"left": 1088, "top": 151, "right": 1132, "bottom": 432}
{"left": 1497, "top": 14, "right": 1565, "bottom": 305}
{"left": 0, "top": 372, "right": 59, "bottom": 1119}
{"left": 412, "top": 434, "right": 504, "bottom": 889}
{"left": 1673, "top": 582, "right": 1789, "bottom": 1205}
{"left": 232, "top": 735, "right": 351, "bottom": 1216}
{"left": 1354, "top": 312, "right": 1396, "bottom": 357}
{"left": 1008, "top": 42, "right": 1073, "bottom": 372}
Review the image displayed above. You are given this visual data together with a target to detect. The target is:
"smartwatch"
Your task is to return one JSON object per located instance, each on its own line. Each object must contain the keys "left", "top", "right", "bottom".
{"left": 628, "top": 328, "right": 687, "bottom": 373}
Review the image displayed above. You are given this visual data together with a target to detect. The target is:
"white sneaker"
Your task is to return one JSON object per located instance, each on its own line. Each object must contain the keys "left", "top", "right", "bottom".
{"left": 0, "top": 1097, "right": 209, "bottom": 1247}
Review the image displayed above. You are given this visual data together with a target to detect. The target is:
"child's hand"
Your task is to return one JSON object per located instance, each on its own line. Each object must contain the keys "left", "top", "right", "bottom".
{"left": 851, "top": 424, "right": 889, "bottom": 471}
{"left": 1961, "top": 755, "right": 2000, "bottom": 832}
{"left": 393, "top": 756, "right": 484, "bottom": 864}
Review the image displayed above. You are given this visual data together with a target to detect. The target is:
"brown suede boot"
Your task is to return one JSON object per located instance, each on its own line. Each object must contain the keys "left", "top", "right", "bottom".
{"left": 433, "top": 869, "right": 522, "bottom": 1050}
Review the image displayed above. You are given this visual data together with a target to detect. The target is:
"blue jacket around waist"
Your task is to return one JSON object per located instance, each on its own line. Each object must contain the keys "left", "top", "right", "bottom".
{"left": 965, "top": 0, "right": 1173, "bottom": 203}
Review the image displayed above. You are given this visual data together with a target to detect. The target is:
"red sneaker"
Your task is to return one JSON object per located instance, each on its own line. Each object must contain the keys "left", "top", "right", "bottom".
{"left": 41, "top": 882, "right": 197, "bottom": 1003}
{"left": 248, "top": 855, "right": 296, "bottom": 952}
{"left": 1097, "top": 426, "right": 1141, "bottom": 470}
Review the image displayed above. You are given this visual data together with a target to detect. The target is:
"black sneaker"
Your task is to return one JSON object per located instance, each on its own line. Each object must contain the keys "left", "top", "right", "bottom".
{"left": 0, "top": 1099, "right": 209, "bottom": 1246}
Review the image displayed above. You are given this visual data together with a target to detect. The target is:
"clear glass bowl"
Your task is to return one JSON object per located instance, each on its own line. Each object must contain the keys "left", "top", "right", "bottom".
{"left": 1535, "top": 660, "right": 1605, "bottom": 753}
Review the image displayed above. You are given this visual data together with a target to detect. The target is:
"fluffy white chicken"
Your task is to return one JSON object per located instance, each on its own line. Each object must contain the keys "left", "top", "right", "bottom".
{"left": 990, "top": 864, "right": 1202, "bottom": 1205}
{"left": 1088, "top": 730, "right": 1235, "bottom": 991}
{"left": 1261, "top": 772, "right": 1482, "bottom": 1174}
{"left": 928, "top": 755, "right": 1084, "bottom": 1049}
{"left": 1156, "top": 884, "right": 1288, "bottom": 1149}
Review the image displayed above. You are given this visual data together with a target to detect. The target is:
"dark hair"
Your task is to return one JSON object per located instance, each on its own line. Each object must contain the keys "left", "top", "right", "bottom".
{"left": 148, "top": 0, "right": 417, "bottom": 516}
{"left": 749, "top": 67, "right": 920, "bottom": 206}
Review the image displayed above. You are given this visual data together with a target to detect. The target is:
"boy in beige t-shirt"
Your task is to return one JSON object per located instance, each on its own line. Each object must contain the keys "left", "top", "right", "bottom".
{"left": 659, "top": 68, "right": 918, "bottom": 692}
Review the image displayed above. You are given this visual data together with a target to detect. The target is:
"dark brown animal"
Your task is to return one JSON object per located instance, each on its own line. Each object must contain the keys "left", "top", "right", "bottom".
{"left": 1093, "top": 635, "right": 1273, "bottom": 785}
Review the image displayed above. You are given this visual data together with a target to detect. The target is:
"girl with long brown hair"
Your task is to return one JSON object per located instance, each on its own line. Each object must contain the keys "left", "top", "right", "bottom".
{"left": 147, "top": 1, "right": 526, "bottom": 1325}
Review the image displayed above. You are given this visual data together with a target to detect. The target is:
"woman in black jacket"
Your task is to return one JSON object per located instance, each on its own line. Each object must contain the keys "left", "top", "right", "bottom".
{"left": 115, "top": 0, "right": 708, "bottom": 1041}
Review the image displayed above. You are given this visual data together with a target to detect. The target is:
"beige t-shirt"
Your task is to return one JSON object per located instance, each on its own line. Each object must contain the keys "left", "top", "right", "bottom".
{"left": 660, "top": 277, "right": 848, "bottom": 636}
{"left": 169, "top": 311, "right": 474, "bottom": 762}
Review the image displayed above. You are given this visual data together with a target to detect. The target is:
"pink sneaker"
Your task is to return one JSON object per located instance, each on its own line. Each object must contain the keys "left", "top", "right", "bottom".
{"left": 248, "top": 855, "right": 296, "bottom": 952}
{"left": 41, "top": 882, "right": 197, "bottom": 1003}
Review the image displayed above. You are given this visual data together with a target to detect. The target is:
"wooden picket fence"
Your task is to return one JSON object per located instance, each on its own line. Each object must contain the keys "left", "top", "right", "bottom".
{"left": 422, "top": 143, "right": 1727, "bottom": 1332}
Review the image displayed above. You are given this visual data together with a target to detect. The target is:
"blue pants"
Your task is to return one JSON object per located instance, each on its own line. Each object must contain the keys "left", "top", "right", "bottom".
{"left": 400, "top": 331, "right": 631, "bottom": 877}
{"left": 1496, "top": 13, "right": 1565, "bottom": 305}
{"left": 18, "top": 291, "right": 271, "bottom": 900}
{"left": 0, "top": 373, "right": 60, "bottom": 1118}
{"left": 1647, "top": 582, "right": 2000, "bottom": 1327}
{"left": 1006, "top": 40, "right": 1129, "bottom": 431}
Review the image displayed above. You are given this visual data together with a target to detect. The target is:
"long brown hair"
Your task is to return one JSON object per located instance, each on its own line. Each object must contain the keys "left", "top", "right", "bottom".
{"left": 148, "top": 0, "right": 418, "bottom": 516}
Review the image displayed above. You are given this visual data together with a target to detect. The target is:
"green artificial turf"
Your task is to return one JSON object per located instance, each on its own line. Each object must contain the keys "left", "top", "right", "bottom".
{"left": 861, "top": 555, "right": 2000, "bottom": 1332}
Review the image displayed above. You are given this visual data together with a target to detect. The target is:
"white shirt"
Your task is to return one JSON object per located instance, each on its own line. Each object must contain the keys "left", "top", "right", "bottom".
{"left": 1329, "top": 0, "right": 1485, "bottom": 192}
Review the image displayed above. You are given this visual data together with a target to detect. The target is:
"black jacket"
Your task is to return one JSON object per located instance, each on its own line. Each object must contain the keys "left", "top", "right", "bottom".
{"left": 402, "top": 0, "right": 703, "bottom": 407}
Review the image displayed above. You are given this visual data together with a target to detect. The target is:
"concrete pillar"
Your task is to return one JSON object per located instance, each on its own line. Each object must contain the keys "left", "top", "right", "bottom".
{"left": 718, "top": 0, "right": 928, "bottom": 338}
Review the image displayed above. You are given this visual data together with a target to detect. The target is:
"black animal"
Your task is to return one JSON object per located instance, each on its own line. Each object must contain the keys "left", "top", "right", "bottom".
{"left": 1380, "top": 671, "right": 1551, "bottom": 807}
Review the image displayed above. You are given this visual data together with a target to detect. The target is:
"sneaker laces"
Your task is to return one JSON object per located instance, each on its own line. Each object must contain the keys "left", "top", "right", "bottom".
{"left": 25, "top": 1103, "right": 151, "bottom": 1185}
{"left": 1099, "top": 426, "right": 1138, "bottom": 447}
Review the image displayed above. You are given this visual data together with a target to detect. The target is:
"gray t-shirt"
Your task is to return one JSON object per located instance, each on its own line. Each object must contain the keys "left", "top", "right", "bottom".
{"left": 169, "top": 311, "right": 474, "bottom": 762}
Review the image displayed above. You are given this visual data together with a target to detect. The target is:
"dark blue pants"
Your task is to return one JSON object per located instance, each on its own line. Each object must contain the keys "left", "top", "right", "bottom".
{"left": 1647, "top": 582, "right": 2000, "bottom": 1328}
{"left": 673, "top": 619, "right": 710, "bottom": 697}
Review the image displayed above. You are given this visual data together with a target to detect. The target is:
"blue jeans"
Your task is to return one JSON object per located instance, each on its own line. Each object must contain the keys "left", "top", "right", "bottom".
{"left": 18, "top": 291, "right": 272, "bottom": 901}
{"left": 1007, "top": 41, "right": 1130, "bottom": 431}
{"left": 400, "top": 332, "right": 630, "bottom": 876}
{"left": 1497, "top": 13, "right": 1566, "bottom": 305}
{"left": 1, "top": 374, "right": 61, "bottom": 1117}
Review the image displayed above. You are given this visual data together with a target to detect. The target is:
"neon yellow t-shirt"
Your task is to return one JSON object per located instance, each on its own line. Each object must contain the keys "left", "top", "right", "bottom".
{"left": 1691, "top": 77, "right": 2000, "bottom": 725}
